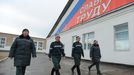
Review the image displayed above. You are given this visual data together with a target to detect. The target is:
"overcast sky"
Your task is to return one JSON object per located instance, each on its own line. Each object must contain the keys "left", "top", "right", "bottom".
{"left": 0, "top": 0, "right": 68, "bottom": 38}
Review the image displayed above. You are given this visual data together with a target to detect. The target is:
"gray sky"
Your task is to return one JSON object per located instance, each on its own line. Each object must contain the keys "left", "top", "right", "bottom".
{"left": 0, "top": 0, "right": 68, "bottom": 38}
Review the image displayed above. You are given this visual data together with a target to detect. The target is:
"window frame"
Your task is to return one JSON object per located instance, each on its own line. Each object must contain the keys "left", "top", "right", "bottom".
{"left": 34, "top": 41, "right": 38, "bottom": 50}
{"left": 82, "top": 32, "right": 95, "bottom": 50}
{"left": 34, "top": 41, "right": 44, "bottom": 51}
{"left": 38, "top": 41, "right": 43, "bottom": 50}
{"left": 0, "top": 37, "right": 6, "bottom": 48}
{"left": 114, "top": 22, "right": 130, "bottom": 51}
{"left": 72, "top": 35, "right": 77, "bottom": 44}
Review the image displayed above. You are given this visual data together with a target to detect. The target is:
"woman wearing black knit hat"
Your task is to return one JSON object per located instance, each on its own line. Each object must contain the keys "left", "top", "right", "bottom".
{"left": 9, "top": 29, "right": 37, "bottom": 75}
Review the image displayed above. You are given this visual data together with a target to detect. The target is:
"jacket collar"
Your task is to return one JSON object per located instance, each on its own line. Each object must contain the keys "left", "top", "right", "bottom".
{"left": 93, "top": 44, "right": 99, "bottom": 47}
{"left": 19, "top": 34, "right": 31, "bottom": 40}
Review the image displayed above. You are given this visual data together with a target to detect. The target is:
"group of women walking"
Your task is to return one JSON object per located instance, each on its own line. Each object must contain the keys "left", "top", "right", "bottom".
{"left": 9, "top": 29, "right": 102, "bottom": 75}
{"left": 48, "top": 35, "right": 102, "bottom": 75}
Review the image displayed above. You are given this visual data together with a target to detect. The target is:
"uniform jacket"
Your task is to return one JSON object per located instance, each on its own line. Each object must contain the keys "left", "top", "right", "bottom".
{"left": 72, "top": 41, "right": 84, "bottom": 57}
{"left": 48, "top": 41, "right": 65, "bottom": 58}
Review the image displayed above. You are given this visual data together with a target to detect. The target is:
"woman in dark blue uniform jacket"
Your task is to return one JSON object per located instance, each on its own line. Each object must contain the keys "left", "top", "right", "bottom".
{"left": 48, "top": 35, "right": 65, "bottom": 75}
{"left": 71, "top": 36, "right": 84, "bottom": 75}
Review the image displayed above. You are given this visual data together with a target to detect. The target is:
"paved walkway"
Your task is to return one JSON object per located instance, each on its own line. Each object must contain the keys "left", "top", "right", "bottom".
{"left": 0, "top": 54, "right": 134, "bottom": 75}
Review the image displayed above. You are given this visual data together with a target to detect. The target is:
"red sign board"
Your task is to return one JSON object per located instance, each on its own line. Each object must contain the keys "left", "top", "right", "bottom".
{"left": 63, "top": 0, "right": 134, "bottom": 31}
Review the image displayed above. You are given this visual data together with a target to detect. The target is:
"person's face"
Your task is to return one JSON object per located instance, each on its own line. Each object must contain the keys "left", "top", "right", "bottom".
{"left": 55, "top": 36, "right": 60, "bottom": 41}
{"left": 22, "top": 31, "right": 29, "bottom": 37}
{"left": 94, "top": 40, "right": 98, "bottom": 44}
{"left": 76, "top": 37, "right": 80, "bottom": 42}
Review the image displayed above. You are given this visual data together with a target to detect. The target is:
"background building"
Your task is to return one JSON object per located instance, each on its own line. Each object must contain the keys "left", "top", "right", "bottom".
{"left": 0, "top": 32, "right": 46, "bottom": 52}
{"left": 46, "top": 0, "right": 134, "bottom": 66}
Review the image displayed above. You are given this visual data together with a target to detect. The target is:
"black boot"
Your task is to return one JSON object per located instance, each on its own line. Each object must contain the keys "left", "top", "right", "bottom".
{"left": 97, "top": 72, "right": 102, "bottom": 75}
{"left": 88, "top": 66, "right": 91, "bottom": 71}
{"left": 88, "top": 62, "right": 96, "bottom": 71}
{"left": 96, "top": 63, "right": 102, "bottom": 75}
{"left": 71, "top": 65, "right": 76, "bottom": 73}
{"left": 56, "top": 70, "right": 60, "bottom": 75}
{"left": 77, "top": 66, "right": 81, "bottom": 75}
{"left": 51, "top": 68, "right": 55, "bottom": 75}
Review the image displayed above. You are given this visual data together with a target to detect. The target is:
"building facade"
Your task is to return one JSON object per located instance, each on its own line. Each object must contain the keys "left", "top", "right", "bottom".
{"left": 46, "top": 0, "right": 134, "bottom": 65}
{"left": 0, "top": 32, "right": 46, "bottom": 52}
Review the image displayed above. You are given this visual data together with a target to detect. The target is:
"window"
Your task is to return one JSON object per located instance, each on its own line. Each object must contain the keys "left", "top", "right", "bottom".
{"left": 34, "top": 42, "right": 37, "bottom": 50}
{"left": 34, "top": 41, "right": 43, "bottom": 50}
{"left": 0, "top": 37, "right": 6, "bottom": 48}
{"left": 38, "top": 42, "right": 43, "bottom": 50}
{"left": 114, "top": 23, "right": 129, "bottom": 51}
{"left": 72, "top": 35, "right": 77, "bottom": 43}
{"left": 83, "top": 32, "right": 95, "bottom": 50}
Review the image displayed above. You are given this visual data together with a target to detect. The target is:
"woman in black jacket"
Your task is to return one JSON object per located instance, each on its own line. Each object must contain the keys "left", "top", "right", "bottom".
{"left": 9, "top": 29, "right": 36, "bottom": 75}
{"left": 89, "top": 40, "right": 102, "bottom": 75}
{"left": 71, "top": 36, "right": 84, "bottom": 75}
{"left": 48, "top": 35, "right": 65, "bottom": 75}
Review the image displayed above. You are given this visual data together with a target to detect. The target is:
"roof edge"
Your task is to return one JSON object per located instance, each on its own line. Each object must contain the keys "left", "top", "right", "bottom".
{"left": 47, "top": 0, "right": 74, "bottom": 38}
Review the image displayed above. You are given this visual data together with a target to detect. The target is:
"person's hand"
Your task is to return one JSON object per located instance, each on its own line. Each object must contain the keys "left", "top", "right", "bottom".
{"left": 32, "top": 55, "right": 37, "bottom": 58}
{"left": 33, "top": 57, "right": 36, "bottom": 58}
{"left": 49, "top": 58, "right": 52, "bottom": 61}
{"left": 8, "top": 57, "right": 13, "bottom": 59}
